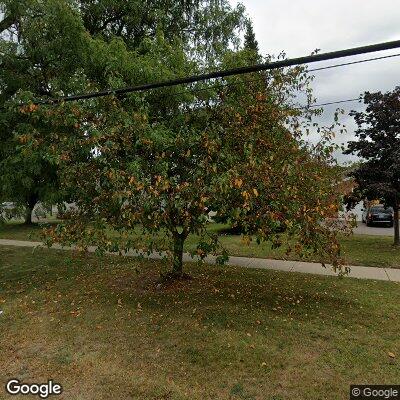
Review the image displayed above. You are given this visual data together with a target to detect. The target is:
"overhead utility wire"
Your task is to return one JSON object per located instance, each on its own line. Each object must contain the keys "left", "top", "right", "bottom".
{"left": 149, "top": 53, "right": 400, "bottom": 102}
{"left": 33, "top": 39, "right": 400, "bottom": 105}
{"left": 151, "top": 96, "right": 364, "bottom": 123}
{"left": 150, "top": 97, "right": 364, "bottom": 124}
{"left": 309, "top": 97, "right": 363, "bottom": 108}
{"left": 307, "top": 52, "right": 400, "bottom": 72}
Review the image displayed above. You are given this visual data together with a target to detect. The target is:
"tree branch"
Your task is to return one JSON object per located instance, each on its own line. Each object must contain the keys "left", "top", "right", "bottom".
{"left": 0, "top": 14, "right": 16, "bottom": 34}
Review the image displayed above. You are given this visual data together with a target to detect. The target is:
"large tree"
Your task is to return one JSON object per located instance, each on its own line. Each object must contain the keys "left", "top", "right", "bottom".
{"left": 3, "top": 0, "right": 348, "bottom": 275}
{"left": 0, "top": 0, "right": 91, "bottom": 223}
{"left": 345, "top": 87, "right": 400, "bottom": 246}
{"left": 16, "top": 47, "right": 348, "bottom": 277}
{"left": 0, "top": 0, "right": 246, "bottom": 223}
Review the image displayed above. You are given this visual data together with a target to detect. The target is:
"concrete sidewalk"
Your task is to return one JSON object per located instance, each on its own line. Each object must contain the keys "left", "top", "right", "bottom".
{"left": 1, "top": 238, "right": 399, "bottom": 283}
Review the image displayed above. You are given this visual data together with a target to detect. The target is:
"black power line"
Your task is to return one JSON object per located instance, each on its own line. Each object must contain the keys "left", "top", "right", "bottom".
{"left": 309, "top": 97, "right": 363, "bottom": 108}
{"left": 308, "top": 52, "right": 400, "bottom": 72}
{"left": 152, "top": 53, "right": 400, "bottom": 102}
{"left": 150, "top": 96, "right": 364, "bottom": 123}
{"left": 33, "top": 39, "right": 400, "bottom": 105}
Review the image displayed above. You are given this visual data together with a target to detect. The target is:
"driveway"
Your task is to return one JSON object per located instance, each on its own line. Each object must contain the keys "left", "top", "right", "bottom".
{"left": 354, "top": 222, "right": 394, "bottom": 236}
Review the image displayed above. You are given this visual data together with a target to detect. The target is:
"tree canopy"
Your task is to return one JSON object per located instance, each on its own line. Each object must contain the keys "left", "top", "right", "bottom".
{"left": 16, "top": 57, "right": 348, "bottom": 276}
{"left": 1, "top": 0, "right": 349, "bottom": 274}
{"left": 0, "top": 0, "right": 90, "bottom": 222}
{"left": 0, "top": 0, "right": 245, "bottom": 222}
{"left": 243, "top": 20, "right": 258, "bottom": 53}
{"left": 345, "top": 87, "right": 400, "bottom": 246}
{"left": 77, "top": 0, "right": 246, "bottom": 61}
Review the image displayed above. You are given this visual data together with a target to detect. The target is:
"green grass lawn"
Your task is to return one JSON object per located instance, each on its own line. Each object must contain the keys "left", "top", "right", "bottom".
{"left": 0, "top": 246, "right": 399, "bottom": 399}
{"left": 1, "top": 221, "right": 399, "bottom": 268}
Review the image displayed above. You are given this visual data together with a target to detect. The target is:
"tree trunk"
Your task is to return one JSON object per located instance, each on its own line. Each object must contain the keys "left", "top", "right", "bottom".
{"left": 394, "top": 206, "right": 400, "bottom": 247}
{"left": 172, "top": 232, "right": 185, "bottom": 276}
{"left": 24, "top": 198, "right": 37, "bottom": 225}
{"left": 0, "top": 14, "right": 16, "bottom": 34}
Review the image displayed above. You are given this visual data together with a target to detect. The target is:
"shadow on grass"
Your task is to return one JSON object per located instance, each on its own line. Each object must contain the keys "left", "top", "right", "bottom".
{"left": 0, "top": 245, "right": 372, "bottom": 332}
{"left": 0, "top": 221, "right": 58, "bottom": 241}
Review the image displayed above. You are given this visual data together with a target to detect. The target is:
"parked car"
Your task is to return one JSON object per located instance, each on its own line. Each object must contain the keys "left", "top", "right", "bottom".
{"left": 362, "top": 205, "right": 394, "bottom": 227}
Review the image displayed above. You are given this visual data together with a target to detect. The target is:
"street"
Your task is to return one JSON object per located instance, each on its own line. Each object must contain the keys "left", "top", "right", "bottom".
{"left": 354, "top": 222, "right": 394, "bottom": 236}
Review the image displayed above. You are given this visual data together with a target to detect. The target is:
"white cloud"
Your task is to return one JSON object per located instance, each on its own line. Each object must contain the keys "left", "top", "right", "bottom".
{"left": 233, "top": 0, "right": 400, "bottom": 57}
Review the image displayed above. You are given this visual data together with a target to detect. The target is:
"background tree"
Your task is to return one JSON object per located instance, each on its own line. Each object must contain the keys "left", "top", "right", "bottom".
{"left": 345, "top": 87, "right": 400, "bottom": 246}
{"left": 243, "top": 20, "right": 258, "bottom": 53}
{"left": 77, "top": 0, "right": 246, "bottom": 62}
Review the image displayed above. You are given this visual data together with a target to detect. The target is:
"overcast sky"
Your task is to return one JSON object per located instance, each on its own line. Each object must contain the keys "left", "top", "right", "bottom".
{"left": 230, "top": 0, "right": 400, "bottom": 163}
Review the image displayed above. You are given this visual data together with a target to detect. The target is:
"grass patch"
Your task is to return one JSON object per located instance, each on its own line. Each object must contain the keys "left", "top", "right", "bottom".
{"left": 0, "top": 246, "right": 399, "bottom": 399}
{"left": 0, "top": 221, "right": 399, "bottom": 268}
{"left": 0, "top": 222, "right": 47, "bottom": 241}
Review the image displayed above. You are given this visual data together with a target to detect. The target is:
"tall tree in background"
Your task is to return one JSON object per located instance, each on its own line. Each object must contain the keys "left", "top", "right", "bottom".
{"left": 242, "top": 19, "right": 259, "bottom": 64}
{"left": 77, "top": 0, "right": 246, "bottom": 62}
{"left": 243, "top": 20, "right": 258, "bottom": 53}
{"left": 345, "top": 87, "right": 400, "bottom": 246}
